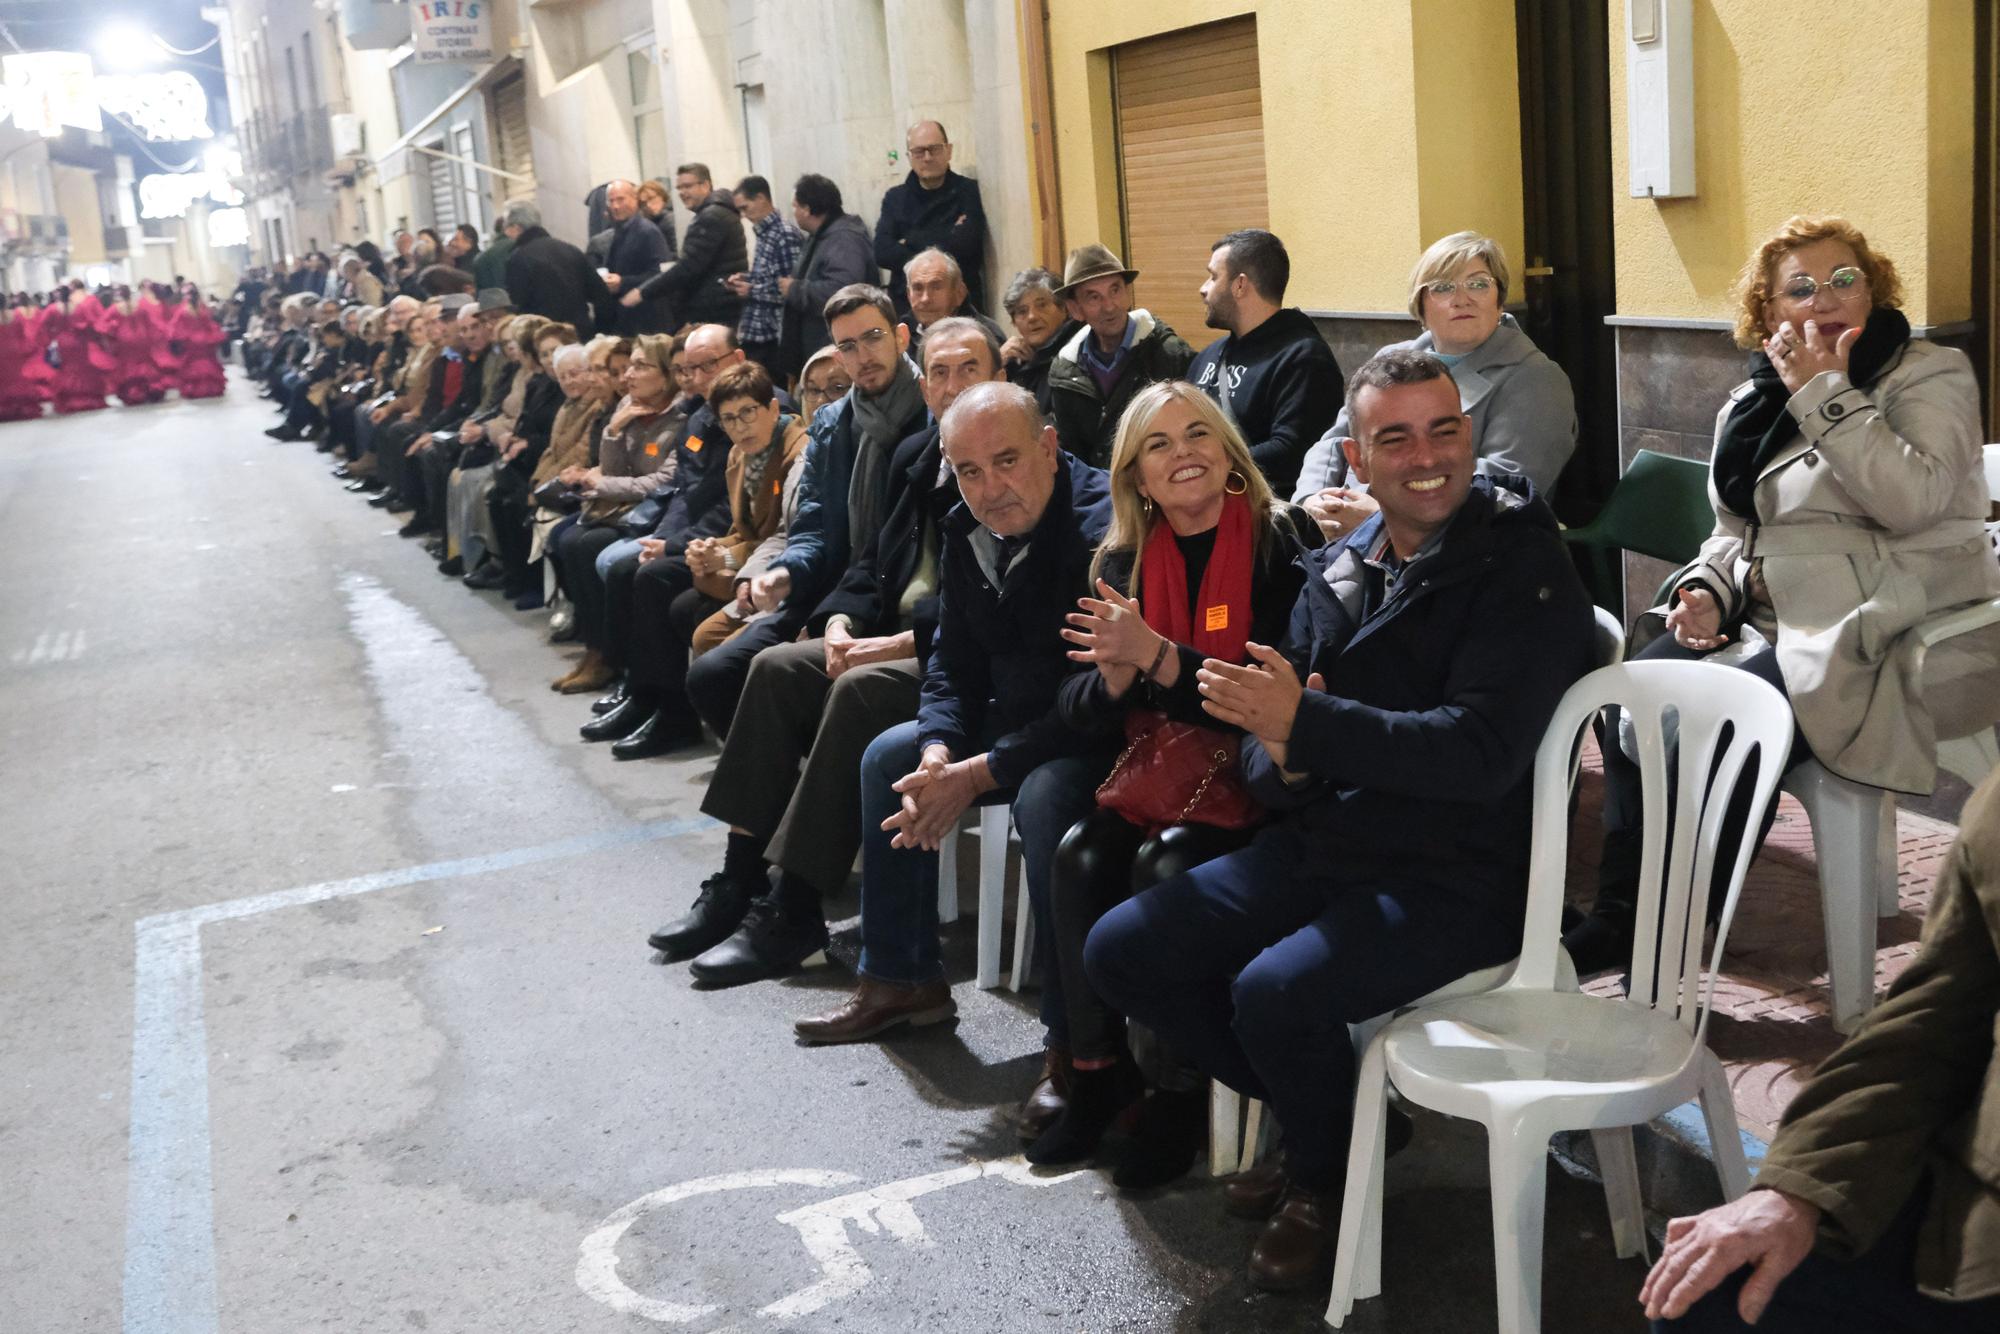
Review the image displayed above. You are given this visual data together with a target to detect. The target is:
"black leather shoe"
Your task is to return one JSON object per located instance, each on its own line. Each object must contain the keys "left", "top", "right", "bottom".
{"left": 263, "top": 424, "right": 300, "bottom": 440}
{"left": 462, "top": 561, "right": 506, "bottom": 590}
{"left": 590, "top": 679, "right": 630, "bottom": 714}
{"left": 688, "top": 897, "right": 829, "bottom": 987}
{"left": 611, "top": 711, "right": 704, "bottom": 761}
{"left": 648, "top": 873, "right": 756, "bottom": 959}
{"left": 398, "top": 517, "right": 438, "bottom": 539}
{"left": 347, "top": 477, "right": 384, "bottom": 493}
{"left": 1024, "top": 1059, "right": 1145, "bottom": 1166}
{"left": 580, "top": 694, "right": 655, "bottom": 742}
{"left": 368, "top": 490, "right": 403, "bottom": 509}
{"left": 437, "top": 555, "right": 464, "bottom": 577}
{"left": 331, "top": 464, "right": 354, "bottom": 479}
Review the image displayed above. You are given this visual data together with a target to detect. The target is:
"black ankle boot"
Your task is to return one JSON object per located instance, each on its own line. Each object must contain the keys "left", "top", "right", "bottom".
{"left": 1112, "top": 1087, "right": 1209, "bottom": 1190}
{"left": 1023, "top": 1059, "right": 1143, "bottom": 1165}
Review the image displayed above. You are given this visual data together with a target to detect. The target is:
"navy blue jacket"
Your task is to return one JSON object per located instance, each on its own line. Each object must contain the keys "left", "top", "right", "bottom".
{"left": 808, "top": 423, "right": 958, "bottom": 665}
{"left": 917, "top": 452, "right": 1113, "bottom": 787}
{"left": 773, "top": 388, "right": 930, "bottom": 609}
{"left": 874, "top": 169, "right": 989, "bottom": 312}
{"left": 1242, "top": 475, "right": 1593, "bottom": 893}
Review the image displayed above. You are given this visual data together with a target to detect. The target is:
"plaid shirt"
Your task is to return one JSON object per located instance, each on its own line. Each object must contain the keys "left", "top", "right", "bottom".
{"left": 738, "top": 212, "right": 805, "bottom": 344}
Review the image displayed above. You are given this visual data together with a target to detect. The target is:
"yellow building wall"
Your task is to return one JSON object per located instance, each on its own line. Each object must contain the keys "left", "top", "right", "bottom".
{"left": 1045, "top": 0, "right": 1524, "bottom": 314}
{"left": 1607, "top": 0, "right": 1975, "bottom": 329}
{"left": 52, "top": 166, "right": 105, "bottom": 265}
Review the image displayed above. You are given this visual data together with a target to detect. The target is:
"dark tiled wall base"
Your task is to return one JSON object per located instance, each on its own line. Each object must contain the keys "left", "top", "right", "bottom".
{"left": 1307, "top": 314, "right": 1420, "bottom": 385}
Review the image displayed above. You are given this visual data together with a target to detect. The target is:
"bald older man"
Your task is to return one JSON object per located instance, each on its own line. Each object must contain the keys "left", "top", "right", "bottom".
{"left": 875, "top": 120, "right": 990, "bottom": 314}
{"left": 602, "top": 178, "right": 675, "bottom": 335}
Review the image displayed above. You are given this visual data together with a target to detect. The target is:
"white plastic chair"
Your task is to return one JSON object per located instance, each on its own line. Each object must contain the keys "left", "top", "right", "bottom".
{"left": 936, "top": 803, "right": 1032, "bottom": 990}
{"left": 1327, "top": 661, "right": 1793, "bottom": 1334}
{"left": 1209, "top": 606, "right": 1630, "bottom": 1177}
{"left": 1780, "top": 444, "right": 2000, "bottom": 1034}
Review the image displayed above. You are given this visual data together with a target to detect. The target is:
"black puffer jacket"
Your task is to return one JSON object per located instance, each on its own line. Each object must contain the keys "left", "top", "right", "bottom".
{"left": 1045, "top": 310, "right": 1195, "bottom": 469}
{"left": 639, "top": 191, "right": 747, "bottom": 328}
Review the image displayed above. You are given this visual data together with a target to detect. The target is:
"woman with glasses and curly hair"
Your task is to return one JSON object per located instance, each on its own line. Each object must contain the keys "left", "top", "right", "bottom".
{"left": 1565, "top": 214, "right": 2000, "bottom": 975}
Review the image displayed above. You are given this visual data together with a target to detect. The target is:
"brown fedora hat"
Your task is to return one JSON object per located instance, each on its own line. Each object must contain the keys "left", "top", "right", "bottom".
{"left": 1053, "top": 243, "right": 1140, "bottom": 299}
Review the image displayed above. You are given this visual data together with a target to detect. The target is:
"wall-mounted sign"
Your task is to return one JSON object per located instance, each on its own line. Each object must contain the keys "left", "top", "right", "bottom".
{"left": 1, "top": 52, "right": 102, "bottom": 135}
{"left": 411, "top": 2, "right": 492, "bottom": 64}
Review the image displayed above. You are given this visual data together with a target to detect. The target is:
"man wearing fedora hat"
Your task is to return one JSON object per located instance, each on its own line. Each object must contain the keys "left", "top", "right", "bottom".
{"left": 1045, "top": 244, "right": 1195, "bottom": 468}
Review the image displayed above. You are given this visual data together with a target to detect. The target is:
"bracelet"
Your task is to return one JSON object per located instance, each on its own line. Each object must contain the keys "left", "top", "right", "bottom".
{"left": 1144, "top": 636, "right": 1172, "bottom": 681}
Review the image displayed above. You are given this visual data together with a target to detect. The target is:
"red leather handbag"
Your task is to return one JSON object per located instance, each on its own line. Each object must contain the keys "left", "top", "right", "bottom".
{"left": 1095, "top": 708, "right": 1263, "bottom": 836}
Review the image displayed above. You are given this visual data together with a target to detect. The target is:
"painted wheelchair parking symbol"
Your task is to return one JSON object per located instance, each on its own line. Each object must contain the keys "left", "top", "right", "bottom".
{"left": 576, "top": 1156, "right": 1087, "bottom": 1326}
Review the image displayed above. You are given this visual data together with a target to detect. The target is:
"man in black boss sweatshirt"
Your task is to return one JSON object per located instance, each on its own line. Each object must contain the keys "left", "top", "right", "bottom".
{"left": 1187, "top": 229, "right": 1344, "bottom": 496}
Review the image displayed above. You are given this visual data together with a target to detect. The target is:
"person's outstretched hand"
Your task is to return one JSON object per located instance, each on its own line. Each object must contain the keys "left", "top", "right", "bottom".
{"left": 1640, "top": 1189, "right": 1819, "bottom": 1325}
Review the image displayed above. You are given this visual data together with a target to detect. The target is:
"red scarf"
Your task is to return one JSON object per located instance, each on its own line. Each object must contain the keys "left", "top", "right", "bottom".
{"left": 1137, "top": 492, "right": 1254, "bottom": 662}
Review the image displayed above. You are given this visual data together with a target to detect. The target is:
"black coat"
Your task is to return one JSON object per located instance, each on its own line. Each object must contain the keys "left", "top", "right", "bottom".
{"left": 633, "top": 402, "right": 737, "bottom": 550}
{"left": 504, "top": 226, "right": 611, "bottom": 339}
{"left": 1241, "top": 475, "right": 1594, "bottom": 896}
{"left": 505, "top": 373, "right": 563, "bottom": 477}
{"left": 1005, "top": 319, "right": 1080, "bottom": 416}
{"left": 874, "top": 169, "right": 989, "bottom": 312}
{"left": 809, "top": 424, "right": 959, "bottom": 663}
{"left": 916, "top": 452, "right": 1113, "bottom": 787}
{"left": 1045, "top": 311, "right": 1197, "bottom": 469}
{"left": 639, "top": 191, "right": 746, "bottom": 328}
{"left": 779, "top": 213, "right": 877, "bottom": 375}
{"left": 605, "top": 215, "right": 676, "bottom": 335}
{"left": 1186, "top": 307, "right": 1345, "bottom": 497}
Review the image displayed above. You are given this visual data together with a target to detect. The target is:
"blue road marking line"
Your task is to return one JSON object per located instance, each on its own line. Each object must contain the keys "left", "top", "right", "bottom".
{"left": 122, "top": 815, "right": 712, "bottom": 1334}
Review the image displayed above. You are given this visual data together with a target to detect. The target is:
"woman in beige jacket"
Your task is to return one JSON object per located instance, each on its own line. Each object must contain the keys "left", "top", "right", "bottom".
{"left": 1566, "top": 215, "right": 2000, "bottom": 974}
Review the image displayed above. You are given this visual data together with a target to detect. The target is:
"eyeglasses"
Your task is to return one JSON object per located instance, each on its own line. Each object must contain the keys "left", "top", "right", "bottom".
{"left": 680, "top": 353, "right": 729, "bottom": 376}
{"left": 907, "top": 144, "right": 948, "bottom": 159}
{"left": 1426, "top": 276, "right": 1496, "bottom": 299}
{"left": 1776, "top": 266, "right": 1866, "bottom": 305}
{"left": 832, "top": 326, "right": 893, "bottom": 358}
{"left": 717, "top": 407, "right": 765, "bottom": 429}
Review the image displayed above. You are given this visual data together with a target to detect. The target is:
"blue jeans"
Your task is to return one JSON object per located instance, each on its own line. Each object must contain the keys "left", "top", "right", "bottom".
{"left": 855, "top": 720, "right": 1104, "bottom": 1044}
{"left": 1085, "top": 828, "right": 1519, "bottom": 1193}
{"left": 594, "top": 535, "right": 644, "bottom": 582}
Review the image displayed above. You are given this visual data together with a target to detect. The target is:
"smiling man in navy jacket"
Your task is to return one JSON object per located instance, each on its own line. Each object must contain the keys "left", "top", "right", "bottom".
{"left": 1085, "top": 348, "right": 1593, "bottom": 1292}
{"left": 1188, "top": 229, "right": 1345, "bottom": 499}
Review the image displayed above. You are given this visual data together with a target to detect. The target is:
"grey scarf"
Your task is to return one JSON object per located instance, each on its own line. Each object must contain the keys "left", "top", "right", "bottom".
{"left": 846, "top": 354, "right": 924, "bottom": 556}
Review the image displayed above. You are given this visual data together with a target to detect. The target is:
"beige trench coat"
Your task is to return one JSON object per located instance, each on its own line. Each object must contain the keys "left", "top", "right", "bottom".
{"left": 1664, "top": 338, "right": 2000, "bottom": 794}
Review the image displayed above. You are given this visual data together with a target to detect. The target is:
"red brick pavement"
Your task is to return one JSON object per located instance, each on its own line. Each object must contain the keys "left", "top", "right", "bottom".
{"left": 1566, "top": 742, "right": 1960, "bottom": 1142}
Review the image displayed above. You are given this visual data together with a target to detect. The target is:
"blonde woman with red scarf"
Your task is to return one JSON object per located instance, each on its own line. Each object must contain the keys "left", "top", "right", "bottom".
{"left": 1024, "top": 379, "right": 1318, "bottom": 1185}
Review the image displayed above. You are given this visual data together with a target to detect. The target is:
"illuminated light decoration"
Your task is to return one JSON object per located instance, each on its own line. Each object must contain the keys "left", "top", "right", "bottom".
{"left": 207, "top": 207, "right": 249, "bottom": 248}
{"left": 96, "top": 71, "right": 211, "bottom": 143}
{"left": 139, "top": 170, "right": 242, "bottom": 220}
{"left": 1, "top": 52, "right": 103, "bottom": 135}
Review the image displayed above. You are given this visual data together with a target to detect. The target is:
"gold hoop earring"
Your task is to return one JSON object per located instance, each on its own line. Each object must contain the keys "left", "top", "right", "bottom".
{"left": 1224, "top": 470, "right": 1248, "bottom": 495}
{"left": 1140, "top": 494, "right": 1155, "bottom": 516}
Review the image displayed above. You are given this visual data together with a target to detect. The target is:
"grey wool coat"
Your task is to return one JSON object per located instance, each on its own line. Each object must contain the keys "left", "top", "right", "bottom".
{"left": 1665, "top": 338, "right": 2000, "bottom": 794}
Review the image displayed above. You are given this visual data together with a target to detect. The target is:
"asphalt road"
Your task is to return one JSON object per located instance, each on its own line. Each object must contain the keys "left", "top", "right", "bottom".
{"left": 0, "top": 383, "right": 1659, "bottom": 1332}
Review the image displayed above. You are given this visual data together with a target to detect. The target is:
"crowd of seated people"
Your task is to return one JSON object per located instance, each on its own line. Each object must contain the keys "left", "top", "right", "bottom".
{"left": 259, "top": 176, "right": 2000, "bottom": 1321}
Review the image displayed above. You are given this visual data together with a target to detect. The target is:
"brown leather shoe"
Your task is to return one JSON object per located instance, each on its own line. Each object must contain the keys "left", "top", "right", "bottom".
{"left": 555, "top": 649, "right": 614, "bottom": 694}
{"left": 1247, "top": 1183, "right": 1339, "bottom": 1292}
{"left": 794, "top": 977, "right": 956, "bottom": 1044}
{"left": 1015, "top": 1048, "right": 1072, "bottom": 1142}
{"left": 1223, "top": 1154, "right": 1287, "bottom": 1220}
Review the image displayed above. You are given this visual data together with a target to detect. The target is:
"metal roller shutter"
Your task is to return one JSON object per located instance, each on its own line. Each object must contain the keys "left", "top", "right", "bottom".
{"left": 491, "top": 73, "right": 536, "bottom": 198}
{"left": 425, "top": 142, "right": 457, "bottom": 231}
{"left": 1113, "top": 17, "right": 1269, "bottom": 352}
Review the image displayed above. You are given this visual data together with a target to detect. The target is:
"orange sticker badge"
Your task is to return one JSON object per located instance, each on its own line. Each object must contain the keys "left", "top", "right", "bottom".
{"left": 1205, "top": 605, "right": 1229, "bottom": 632}
{"left": 643, "top": 442, "right": 660, "bottom": 456}
{"left": 685, "top": 435, "right": 704, "bottom": 453}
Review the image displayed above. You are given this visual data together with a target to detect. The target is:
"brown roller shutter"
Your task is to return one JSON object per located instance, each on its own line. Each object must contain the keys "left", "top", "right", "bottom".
{"left": 1112, "top": 17, "right": 1269, "bottom": 352}
{"left": 491, "top": 73, "right": 537, "bottom": 197}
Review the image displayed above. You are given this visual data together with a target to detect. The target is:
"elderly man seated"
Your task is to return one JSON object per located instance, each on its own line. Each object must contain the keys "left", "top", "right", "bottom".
{"left": 1083, "top": 349, "right": 1594, "bottom": 1291}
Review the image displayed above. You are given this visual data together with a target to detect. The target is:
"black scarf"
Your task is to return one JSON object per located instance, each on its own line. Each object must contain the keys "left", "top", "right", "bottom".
{"left": 1712, "top": 307, "right": 1910, "bottom": 520}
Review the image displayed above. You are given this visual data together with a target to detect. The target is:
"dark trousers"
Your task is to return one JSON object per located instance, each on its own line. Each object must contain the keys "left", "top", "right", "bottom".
{"left": 418, "top": 439, "right": 461, "bottom": 530}
{"left": 699, "top": 639, "right": 923, "bottom": 897}
{"left": 619, "top": 555, "right": 697, "bottom": 710}
{"left": 1594, "top": 637, "right": 1806, "bottom": 920}
{"left": 1659, "top": 1182, "right": 2000, "bottom": 1333}
{"left": 377, "top": 420, "right": 426, "bottom": 496}
{"left": 684, "top": 611, "right": 804, "bottom": 741}
{"left": 1084, "top": 829, "right": 1521, "bottom": 1193}
{"left": 486, "top": 468, "right": 536, "bottom": 592}
{"left": 742, "top": 339, "right": 782, "bottom": 376}
{"left": 555, "top": 523, "right": 625, "bottom": 650}
{"left": 1050, "top": 809, "right": 1248, "bottom": 1062}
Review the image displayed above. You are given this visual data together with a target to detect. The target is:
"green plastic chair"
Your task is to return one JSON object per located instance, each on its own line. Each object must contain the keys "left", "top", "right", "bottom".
{"left": 1562, "top": 449, "right": 1717, "bottom": 612}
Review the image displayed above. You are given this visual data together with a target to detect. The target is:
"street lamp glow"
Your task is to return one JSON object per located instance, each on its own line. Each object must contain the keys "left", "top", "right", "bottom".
{"left": 96, "top": 22, "right": 165, "bottom": 71}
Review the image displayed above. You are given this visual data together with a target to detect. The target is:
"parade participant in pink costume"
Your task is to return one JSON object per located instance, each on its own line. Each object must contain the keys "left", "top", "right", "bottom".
{"left": 46, "top": 287, "right": 110, "bottom": 414}
{"left": 0, "top": 299, "right": 52, "bottom": 421}
{"left": 171, "top": 287, "right": 227, "bottom": 399}
{"left": 101, "top": 286, "right": 166, "bottom": 405}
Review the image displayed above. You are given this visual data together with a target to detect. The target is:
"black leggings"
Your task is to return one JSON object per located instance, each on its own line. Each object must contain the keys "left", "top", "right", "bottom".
{"left": 1050, "top": 808, "right": 1250, "bottom": 1065}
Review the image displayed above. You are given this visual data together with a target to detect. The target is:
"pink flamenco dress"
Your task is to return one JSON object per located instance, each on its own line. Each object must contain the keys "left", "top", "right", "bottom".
{"left": 0, "top": 306, "right": 53, "bottom": 421}
{"left": 170, "top": 303, "right": 227, "bottom": 399}
{"left": 47, "top": 298, "right": 111, "bottom": 414}
{"left": 102, "top": 300, "right": 166, "bottom": 405}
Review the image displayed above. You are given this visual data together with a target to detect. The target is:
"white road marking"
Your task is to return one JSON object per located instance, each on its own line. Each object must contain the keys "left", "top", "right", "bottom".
{"left": 27, "top": 630, "right": 51, "bottom": 663}
{"left": 577, "top": 1156, "right": 1087, "bottom": 1324}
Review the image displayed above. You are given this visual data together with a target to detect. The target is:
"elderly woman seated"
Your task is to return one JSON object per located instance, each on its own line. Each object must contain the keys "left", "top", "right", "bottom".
{"left": 1565, "top": 214, "right": 2000, "bottom": 973}
{"left": 998, "top": 267, "right": 1078, "bottom": 412}
{"left": 487, "top": 327, "right": 599, "bottom": 607}
{"left": 1290, "top": 230, "right": 1577, "bottom": 538}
